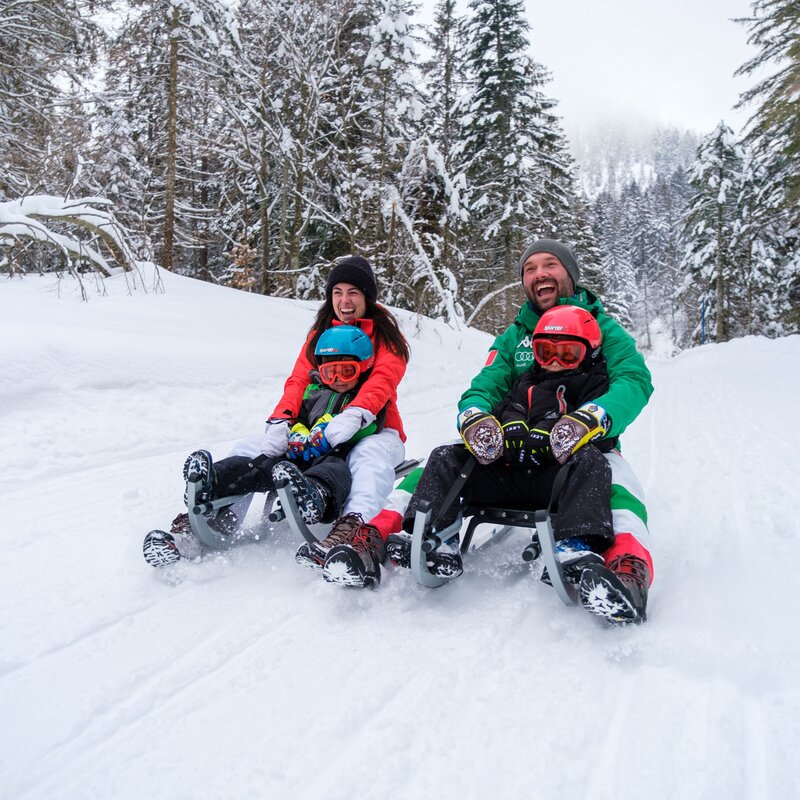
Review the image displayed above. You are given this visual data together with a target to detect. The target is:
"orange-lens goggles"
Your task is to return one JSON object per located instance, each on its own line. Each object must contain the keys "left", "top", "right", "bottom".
{"left": 533, "top": 338, "right": 586, "bottom": 368}
{"left": 319, "top": 360, "right": 360, "bottom": 384}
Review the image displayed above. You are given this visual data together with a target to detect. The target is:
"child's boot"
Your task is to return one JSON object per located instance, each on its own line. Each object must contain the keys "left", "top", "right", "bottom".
{"left": 323, "top": 522, "right": 385, "bottom": 588}
{"left": 385, "top": 531, "right": 464, "bottom": 579}
{"left": 143, "top": 513, "right": 203, "bottom": 567}
{"left": 579, "top": 554, "right": 650, "bottom": 624}
{"left": 271, "top": 461, "right": 330, "bottom": 525}
{"left": 540, "top": 537, "right": 605, "bottom": 586}
{"left": 183, "top": 450, "right": 215, "bottom": 506}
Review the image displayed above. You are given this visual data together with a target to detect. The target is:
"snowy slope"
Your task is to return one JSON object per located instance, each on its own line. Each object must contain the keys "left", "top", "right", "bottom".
{"left": 2, "top": 268, "right": 799, "bottom": 800}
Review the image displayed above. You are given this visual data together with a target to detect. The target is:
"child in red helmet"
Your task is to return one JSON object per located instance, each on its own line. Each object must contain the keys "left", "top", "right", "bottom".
{"left": 386, "top": 305, "right": 652, "bottom": 624}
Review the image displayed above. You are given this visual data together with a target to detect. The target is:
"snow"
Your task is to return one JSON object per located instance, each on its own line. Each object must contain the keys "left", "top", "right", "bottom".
{"left": 2, "top": 267, "right": 800, "bottom": 800}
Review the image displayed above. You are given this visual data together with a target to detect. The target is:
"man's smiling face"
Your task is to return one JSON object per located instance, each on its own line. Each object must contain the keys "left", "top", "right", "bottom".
{"left": 521, "top": 252, "right": 575, "bottom": 313}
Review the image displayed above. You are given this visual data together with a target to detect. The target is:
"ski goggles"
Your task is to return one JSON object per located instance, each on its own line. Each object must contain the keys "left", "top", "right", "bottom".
{"left": 318, "top": 359, "right": 361, "bottom": 385}
{"left": 532, "top": 338, "right": 587, "bottom": 368}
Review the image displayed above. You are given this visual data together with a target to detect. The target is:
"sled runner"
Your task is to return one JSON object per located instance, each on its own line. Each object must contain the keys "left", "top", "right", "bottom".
{"left": 410, "top": 460, "right": 578, "bottom": 605}
{"left": 185, "top": 458, "right": 423, "bottom": 551}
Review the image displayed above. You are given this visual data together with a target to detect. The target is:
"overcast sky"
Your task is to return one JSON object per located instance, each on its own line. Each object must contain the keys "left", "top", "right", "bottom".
{"left": 523, "top": 0, "right": 759, "bottom": 137}
{"left": 418, "top": 1, "right": 761, "bottom": 138}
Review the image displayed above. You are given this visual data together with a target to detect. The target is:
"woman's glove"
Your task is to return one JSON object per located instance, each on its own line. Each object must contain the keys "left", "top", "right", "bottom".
{"left": 458, "top": 407, "right": 503, "bottom": 465}
{"left": 501, "top": 420, "right": 528, "bottom": 463}
{"left": 287, "top": 423, "right": 310, "bottom": 460}
{"left": 260, "top": 418, "right": 290, "bottom": 457}
{"left": 323, "top": 406, "right": 376, "bottom": 448}
{"left": 550, "top": 403, "right": 609, "bottom": 464}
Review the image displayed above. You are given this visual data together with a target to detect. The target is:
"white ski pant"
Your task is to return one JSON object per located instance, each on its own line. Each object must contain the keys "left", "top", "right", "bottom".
{"left": 605, "top": 450, "right": 650, "bottom": 546}
{"left": 224, "top": 428, "right": 405, "bottom": 524}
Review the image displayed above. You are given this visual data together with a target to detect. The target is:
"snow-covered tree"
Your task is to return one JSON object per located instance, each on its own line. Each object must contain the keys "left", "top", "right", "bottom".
{"left": 456, "top": 0, "right": 577, "bottom": 330}
{"left": 0, "top": 0, "right": 106, "bottom": 199}
{"left": 679, "top": 122, "right": 745, "bottom": 344}
{"left": 93, "top": 0, "right": 239, "bottom": 272}
{"left": 735, "top": 0, "right": 800, "bottom": 333}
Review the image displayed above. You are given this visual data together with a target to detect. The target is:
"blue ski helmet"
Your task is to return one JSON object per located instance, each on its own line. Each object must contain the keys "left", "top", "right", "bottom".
{"left": 314, "top": 325, "right": 375, "bottom": 373}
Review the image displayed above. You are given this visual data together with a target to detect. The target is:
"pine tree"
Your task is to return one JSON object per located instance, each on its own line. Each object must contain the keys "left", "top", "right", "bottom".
{"left": 679, "top": 122, "right": 745, "bottom": 345}
{"left": 735, "top": 0, "right": 800, "bottom": 333}
{"left": 736, "top": 0, "right": 800, "bottom": 217}
{"left": 457, "top": 0, "right": 564, "bottom": 330}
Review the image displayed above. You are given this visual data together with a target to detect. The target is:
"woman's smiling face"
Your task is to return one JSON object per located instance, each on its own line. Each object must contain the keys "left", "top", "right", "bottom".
{"left": 331, "top": 282, "right": 367, "bottom": 324}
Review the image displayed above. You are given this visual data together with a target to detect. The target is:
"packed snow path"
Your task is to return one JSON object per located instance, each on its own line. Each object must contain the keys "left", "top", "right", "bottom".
{"left": 2, "top": 268, "right": 799, "bottom": 800}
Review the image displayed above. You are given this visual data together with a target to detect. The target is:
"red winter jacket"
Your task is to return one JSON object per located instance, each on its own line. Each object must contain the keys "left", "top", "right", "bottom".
{"left": 270, "top": 317, "right": 407, "bottom": 442}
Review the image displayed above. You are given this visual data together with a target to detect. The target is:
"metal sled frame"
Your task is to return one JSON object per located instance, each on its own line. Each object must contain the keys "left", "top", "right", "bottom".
{"left": 410, "top": 466, "right": 579, "bottom": 605}
{"left": 187, "top": 457, "right": 423, "bottom": 550}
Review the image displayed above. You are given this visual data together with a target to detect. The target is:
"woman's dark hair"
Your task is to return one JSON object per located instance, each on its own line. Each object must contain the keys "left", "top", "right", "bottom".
{"left": 305, "top": 296, "right": 410, "bottom": 364}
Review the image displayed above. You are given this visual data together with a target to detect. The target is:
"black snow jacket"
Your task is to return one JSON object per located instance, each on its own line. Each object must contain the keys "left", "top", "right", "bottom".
{"left": 493, "top": 358, "right": 618, "bottom": 452}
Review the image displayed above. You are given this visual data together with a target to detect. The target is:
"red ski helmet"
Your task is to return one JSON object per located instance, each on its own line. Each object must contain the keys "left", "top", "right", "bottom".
{"left": 532, "top": 306, "right": 602, "bottom": 368}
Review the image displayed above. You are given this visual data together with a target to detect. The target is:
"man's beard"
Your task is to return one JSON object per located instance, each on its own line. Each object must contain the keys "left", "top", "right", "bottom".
{"left": 524, "top": 276, "right": 575, "bottom": 314}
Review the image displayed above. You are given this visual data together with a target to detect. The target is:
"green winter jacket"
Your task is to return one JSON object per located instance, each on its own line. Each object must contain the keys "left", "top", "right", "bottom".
{"left": 458, "top": 288, "right": 654, "bottom": 439}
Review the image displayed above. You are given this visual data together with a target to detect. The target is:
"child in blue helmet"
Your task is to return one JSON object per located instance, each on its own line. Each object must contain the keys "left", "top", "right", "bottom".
{"left": 143, "top": 326, "right": 383, "bottom": 567}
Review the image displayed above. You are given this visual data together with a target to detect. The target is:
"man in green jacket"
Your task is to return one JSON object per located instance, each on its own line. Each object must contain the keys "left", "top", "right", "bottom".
{"left": 456, "top": 239, "right": 655, "bottom": 623}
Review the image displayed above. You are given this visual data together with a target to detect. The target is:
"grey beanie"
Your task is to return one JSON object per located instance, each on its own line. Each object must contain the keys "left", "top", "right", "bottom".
{"left": 518, "top": 239, "right": 580, "bottom": 288}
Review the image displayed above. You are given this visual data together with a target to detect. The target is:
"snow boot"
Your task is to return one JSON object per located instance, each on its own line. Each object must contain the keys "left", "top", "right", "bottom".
{"left": 143, "top": 513, "right": 203, "bottom": 567}
{"left": 294, "top": 513, "right": 365, "bottom": 571}
{"left": 385, "top": 531, "right": 464, "bottom": 579}
{"left": 272, "top": 461, "right": 330, "bottom": 525}
{"left": 323, "top": 522, "right": 385, "bottom": 588}
{"left": 579, "top": 554, "right": 650, "bottom": 624}
{"left": 183, "top": 449, "right": 214, "bottom": 506}
{"left": 540, "top": 537, "right": 605, "bottom": 586}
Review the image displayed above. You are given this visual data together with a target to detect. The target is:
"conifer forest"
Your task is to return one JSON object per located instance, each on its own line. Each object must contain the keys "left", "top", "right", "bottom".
{"left": 2, "top": 0, "right": 798, "bottom": 346}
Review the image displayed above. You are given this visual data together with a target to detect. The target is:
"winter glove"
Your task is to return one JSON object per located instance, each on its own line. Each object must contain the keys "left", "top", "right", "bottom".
{"left": 501, "top": 420, "right": 528, "bottom": 463}
{"left": 519, "top": 427, "right": 555, "bottom": 468}
{"left": 286, "top": 423, "right": 310, "bottom": 460}
{"left": 458, "top": 407, "right": 503, "bottom": 465}
{"left": 550, "top": 403, "right": 609, "bottom": 464}
{"left": 320, "top": 406, "right": 377, "bottom": 449}
{"left": 307, "top": 416, "right": 332, "bottom": 458}
{"left": 260, "top": 418, "right": 290, "bottom": 457}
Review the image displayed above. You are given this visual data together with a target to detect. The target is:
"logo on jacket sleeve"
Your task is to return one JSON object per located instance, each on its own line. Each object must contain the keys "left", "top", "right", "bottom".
{"left": 485, "top": 349, "right": 498, "bottom": 366}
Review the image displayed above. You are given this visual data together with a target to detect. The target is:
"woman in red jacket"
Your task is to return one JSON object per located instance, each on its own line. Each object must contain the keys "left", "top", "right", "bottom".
{"left": 229, "top": 256, "right": 409, "bottom": 576}
{"left": 142, "top": 256, "right": 410, "bottom": 577}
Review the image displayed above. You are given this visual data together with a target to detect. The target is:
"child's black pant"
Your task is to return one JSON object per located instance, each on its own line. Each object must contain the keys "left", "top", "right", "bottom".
{"left": 211, "top": 454, "right": 352, "bottom": 521}
{"left": 403, "top": 444, "right": 613, "bottom": 550}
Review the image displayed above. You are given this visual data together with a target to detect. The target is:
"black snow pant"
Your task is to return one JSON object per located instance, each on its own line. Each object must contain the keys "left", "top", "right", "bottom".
{"left": 402, "top": 443, "right": 613, "bottom": 551}
{"left": 211, "top": 453, "right": 352, "bottom": 523}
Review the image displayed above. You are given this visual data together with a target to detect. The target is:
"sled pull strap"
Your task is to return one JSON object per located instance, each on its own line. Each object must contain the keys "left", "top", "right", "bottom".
{"left": 547, "top": 460, "right": 576, "bottom": 515}
{"left": 430, "top": 453, "right": 476, "bottom": 533}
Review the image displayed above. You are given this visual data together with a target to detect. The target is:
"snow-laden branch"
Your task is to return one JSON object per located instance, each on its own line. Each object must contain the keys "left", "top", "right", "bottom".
{"left": 383, "top": 186, "right": 463, "bottom": 330}
{"left": 465, "top": 282, "right": 518, "bottom": 327}
{"left": 0, "top": 195, "right": 136, "bottom": 275}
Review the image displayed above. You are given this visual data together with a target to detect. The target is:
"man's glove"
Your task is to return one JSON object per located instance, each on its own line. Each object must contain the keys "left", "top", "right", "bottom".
{"left": 323, "top": 406, "right": 376, "bottom": 448}
{"left": 550, "top": 403, "right": 609, "bottom": 464}
{"left": 287, "top": 423, "right": 310, "bottom": 460}
{"left": 501, "top": 420, "right": 528, "bottom": 463}
{"left": 520, "top": 427, "right": 554, "bottom": 468}
{"left": 260, "top": 418, "right": 290, "bottom": 457}
{"left": 458, "top": 407, "right": 503, "bottom": 465}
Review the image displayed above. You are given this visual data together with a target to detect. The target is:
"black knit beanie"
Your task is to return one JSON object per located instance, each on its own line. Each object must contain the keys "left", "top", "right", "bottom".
{"left": 518, "top": 239, "right": 580, "bottom": 288}
{"left": 325, "top": 255, "right": 378, "bottom": 303}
